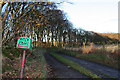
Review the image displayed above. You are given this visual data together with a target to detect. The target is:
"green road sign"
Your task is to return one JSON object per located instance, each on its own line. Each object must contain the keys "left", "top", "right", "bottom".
{"left": 16, "top": 37, "right": 32, "bottom": 51}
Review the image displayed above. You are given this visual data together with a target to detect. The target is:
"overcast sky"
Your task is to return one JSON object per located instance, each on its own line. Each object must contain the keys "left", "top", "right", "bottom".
{"left": 57, "top": 0, "right": 119, "bottom": 33}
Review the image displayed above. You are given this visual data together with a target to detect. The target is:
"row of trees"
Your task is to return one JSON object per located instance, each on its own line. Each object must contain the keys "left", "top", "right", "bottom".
{"left": 2, "top": 2, "right": 119, "bottom": 48}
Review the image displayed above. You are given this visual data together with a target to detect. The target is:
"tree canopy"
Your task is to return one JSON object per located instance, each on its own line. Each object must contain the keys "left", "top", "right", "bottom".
{"left": 1, "top": 2, "right": 119, "bottom": 48}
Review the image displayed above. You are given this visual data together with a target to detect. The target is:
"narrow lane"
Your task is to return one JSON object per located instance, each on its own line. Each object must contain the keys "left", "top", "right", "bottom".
{"left": 58, "top": 53, "right": 120, "bottom": 79}
{"left": 44, "top": 53, "right": 88, "bottom": 78}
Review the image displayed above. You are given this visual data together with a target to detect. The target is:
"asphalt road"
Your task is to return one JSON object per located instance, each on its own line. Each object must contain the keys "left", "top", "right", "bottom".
{"left": 44, "top": 53, "right": 88, "bottom": 78}
{"left": 59, "top": 53, "right": 120, "bottom": 79}
{"left": 44, "top": 53, "right": 120, "bottom": 79}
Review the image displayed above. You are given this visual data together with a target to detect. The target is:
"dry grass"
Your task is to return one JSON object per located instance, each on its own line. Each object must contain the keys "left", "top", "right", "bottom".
{"left": 81, "top": 43, "right": 95, "bottom": 54}
{"left": 64, "top": 43, "right": 120, "bottom": 55}
{"left": 63, "top": 44, "right": 120, "bottom": 69}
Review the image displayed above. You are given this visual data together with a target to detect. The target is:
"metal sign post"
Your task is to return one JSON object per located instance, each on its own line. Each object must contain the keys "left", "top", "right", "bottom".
{"left": 20, "top": 50, "right": 26, "bottom": 79}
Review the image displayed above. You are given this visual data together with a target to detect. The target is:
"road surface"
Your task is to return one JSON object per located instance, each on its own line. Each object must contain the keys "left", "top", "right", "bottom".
{"left": 59, "top": 53, "right": 120, "bottom": 79}
{"left": 44, "top": 53, "right": 120, "bottom": 79}
{"left": 44, "top": 53, "right": 88, "bottom": 78}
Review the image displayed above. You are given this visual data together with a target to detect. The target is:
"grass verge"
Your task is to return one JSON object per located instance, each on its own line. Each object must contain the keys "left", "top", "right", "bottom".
{"left": 2, "top": 47, "right": 47, "bottom": 79}
{"left": 24, "top": 47, "right": 47, "bottom": 79}
{"left": 75, "top": 53, "right": 119, "bottom": 70}
{"left": 50, "top": 52, "right": 102, "bottom": 79}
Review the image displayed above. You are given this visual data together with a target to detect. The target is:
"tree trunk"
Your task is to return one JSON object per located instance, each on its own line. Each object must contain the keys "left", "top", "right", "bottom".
{"left": 51, "top": 30, "right": 54, "bottom": 46}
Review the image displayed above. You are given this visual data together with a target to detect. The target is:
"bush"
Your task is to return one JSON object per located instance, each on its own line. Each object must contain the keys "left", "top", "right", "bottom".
{"left": 2, "top": 45, "right": 22, "bottom": 60}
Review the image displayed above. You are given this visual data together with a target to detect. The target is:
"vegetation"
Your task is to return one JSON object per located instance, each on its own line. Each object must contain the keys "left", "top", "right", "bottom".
{"left": 50, "top": 52, "right": 101, "bottom": 79}
{"left": 62, "top": 44, "right": 120, "bottom": 70}
{"left": 98, "top": 33, "right": 120, "bottom": 40}
{"left": 1, "top": 1, "right": 119, "bottom": 79}
{"left": 2, "top": 55, "right": 21, "bottom": 78}
{"left": 2, "top": 2, "right": 119, "bottom": 49}
{"left": 24, "top": 47, "right": 47, "bottom": 79}
{"left": 2, "top": 47, "right": 47, "bottom": 79}
{"left": 2, "top": 43, "right": 22, "bottom": 60}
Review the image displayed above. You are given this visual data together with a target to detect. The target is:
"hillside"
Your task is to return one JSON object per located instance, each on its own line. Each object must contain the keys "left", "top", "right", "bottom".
{"left": 97, "top": 33, "right": 120, "bottom": 40}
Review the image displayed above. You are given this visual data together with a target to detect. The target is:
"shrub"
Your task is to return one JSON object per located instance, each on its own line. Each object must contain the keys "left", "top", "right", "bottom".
{"left": 82, "top": 43, "right": 96, "bottom": 54}
{"left": 2, "top": 45, "right": 22, "bottom": 60}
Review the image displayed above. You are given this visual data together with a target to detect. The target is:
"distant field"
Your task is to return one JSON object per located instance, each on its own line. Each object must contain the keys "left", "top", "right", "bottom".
{"left": 63, "top": 44, "right": 119, "bottom": 55}
{"left": 98, "top": 33, "right": 120, "bottom": 40}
